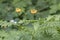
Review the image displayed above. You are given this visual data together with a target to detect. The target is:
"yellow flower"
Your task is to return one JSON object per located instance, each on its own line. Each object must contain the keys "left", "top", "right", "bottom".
{"left": 16, "top": 8, "right": 22, "bottom": 13}
{"left": 30, "top": 9, "right": 37, "bottom": 14}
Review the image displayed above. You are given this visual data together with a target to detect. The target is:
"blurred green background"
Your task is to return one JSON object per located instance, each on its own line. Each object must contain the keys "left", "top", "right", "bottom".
{"left": 0, "top": 0, "right": 59, "bottom": 20}
{"left": 0, "top": 0, "right": 60, "bottom": 40}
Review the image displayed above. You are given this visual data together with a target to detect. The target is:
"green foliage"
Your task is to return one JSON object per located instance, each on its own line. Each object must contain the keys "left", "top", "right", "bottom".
{"left": 0, "top": 0, "right": 60, "bottom": 40}
{"left": 0, "top": 15, "right": 60, "bottom": 40}
{"left": 0, "top": 0, "right": 59, "bottom": 20}
{"left": 0, "top": 30, "right": 32, "bottom": 40}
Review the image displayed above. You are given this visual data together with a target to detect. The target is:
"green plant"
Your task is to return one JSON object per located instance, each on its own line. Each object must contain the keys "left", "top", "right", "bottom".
{"left": 0, "top": 0, "right": 60, "bottom": 40}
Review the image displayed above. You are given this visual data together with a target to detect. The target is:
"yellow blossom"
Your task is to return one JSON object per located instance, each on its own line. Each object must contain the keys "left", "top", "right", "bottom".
{"left": 30, "top": 9, "right": 37, "bottom": 14}
{"left": 16, "top": 8, "right": 22, "bottom": 13}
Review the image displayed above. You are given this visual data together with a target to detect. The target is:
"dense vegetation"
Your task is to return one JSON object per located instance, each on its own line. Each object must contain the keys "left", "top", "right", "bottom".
{"left": 0, "top": 0, "right": 60, "bottom": 40}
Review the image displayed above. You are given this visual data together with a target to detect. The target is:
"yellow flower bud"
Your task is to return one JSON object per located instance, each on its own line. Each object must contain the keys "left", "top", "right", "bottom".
{"left": 30, "top": 9, "right": 37, "bottom": 14}
{"left": 16, "top": 8, "right": 22, "bottom": 13}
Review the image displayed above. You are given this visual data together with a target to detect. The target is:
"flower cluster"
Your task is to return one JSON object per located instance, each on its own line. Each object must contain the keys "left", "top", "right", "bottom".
{"left": 15, "top": 8, "right": 38, "bottom": 14}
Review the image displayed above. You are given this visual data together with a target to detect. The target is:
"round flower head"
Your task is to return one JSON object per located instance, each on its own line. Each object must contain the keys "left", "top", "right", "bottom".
{"left": 16, "top": 8, "right": 22, "bottom": 13}
{"left": 30, "top": 9, "right": 37, "bottom": 14}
